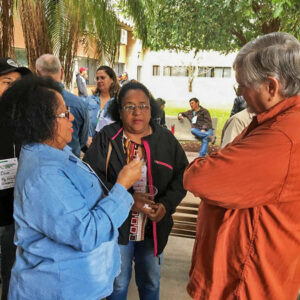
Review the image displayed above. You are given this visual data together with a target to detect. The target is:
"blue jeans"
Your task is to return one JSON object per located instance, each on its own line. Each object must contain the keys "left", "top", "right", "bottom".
{"left": 191, "top": 128, "right": 213, "bottom": 157}
{"left": 0, "top": 224, "right": 15, "bottom": 300}
{"left": 107, "top": 239, "right": 162, "bottom": 300}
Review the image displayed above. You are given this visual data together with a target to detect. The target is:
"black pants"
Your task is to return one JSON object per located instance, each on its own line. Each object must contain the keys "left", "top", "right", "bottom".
{"left": 0, "top": 224, "right": 15, "bottom": 300}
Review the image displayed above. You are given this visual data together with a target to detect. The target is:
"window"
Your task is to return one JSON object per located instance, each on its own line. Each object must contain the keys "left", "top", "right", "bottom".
{"left": 198, "top": 66, "right": 231, "bottom": 78}
{"left": 152, "top": 65, "right": 160, "bottom": 76}
{"left": 172, "top": 66, "right": 188, "bottom": 77}
{"left": 223, "top": 67, "right": 231, "bottom": 78}
{"left": 120, "top": 29, "right": 128, "bottom": 45}
{"left": 163, "top": 66, "right": 172, "bottom": 76}
{"left": 214, "top": 67, "right": 224, "bottom": 78}
{"left": 114, "top": 63, "right": 125, "bottom": 75}
{"left": 198, "top": 67, "right": 213, "bottom": 77}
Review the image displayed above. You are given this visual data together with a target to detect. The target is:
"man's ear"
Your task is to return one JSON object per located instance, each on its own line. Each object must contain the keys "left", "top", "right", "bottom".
{"left": 267, "top": 76, "right": 280, "bottom": 97}
{"left": 60, "top": 68, "right": 64, "bottom": 81}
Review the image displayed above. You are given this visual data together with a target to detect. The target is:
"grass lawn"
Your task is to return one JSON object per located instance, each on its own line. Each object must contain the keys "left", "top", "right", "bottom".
{"left": 165, "top": 107, "right": 231, "bottom": 146}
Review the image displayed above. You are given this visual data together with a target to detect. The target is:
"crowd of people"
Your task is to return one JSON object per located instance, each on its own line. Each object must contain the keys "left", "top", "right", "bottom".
{"left": 0, "top": 31, "right": 299, "bottom": 300}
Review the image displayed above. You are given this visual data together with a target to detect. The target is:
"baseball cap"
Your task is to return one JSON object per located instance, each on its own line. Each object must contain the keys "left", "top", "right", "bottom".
{"left": 0, "top": 57, "right": 31, "bottom": 76}
{"left": 79, "top": 67, "right": 87, "bottom": 73}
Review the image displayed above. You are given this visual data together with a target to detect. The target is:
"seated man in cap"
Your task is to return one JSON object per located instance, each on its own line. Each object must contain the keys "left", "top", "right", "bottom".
{"left": 0, "top": 57, "right": 31, "bottom": 300}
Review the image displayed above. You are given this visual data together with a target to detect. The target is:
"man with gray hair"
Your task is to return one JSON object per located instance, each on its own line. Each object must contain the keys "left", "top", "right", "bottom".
{"left": 184, "top": 32, "right": 300, "bottom": 299}
{"left": 36, "top": 54, "right": 89, "bottom": 157}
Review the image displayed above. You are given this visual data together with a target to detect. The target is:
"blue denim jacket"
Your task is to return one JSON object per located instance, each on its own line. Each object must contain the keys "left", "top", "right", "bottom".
{"left": 9, "top": 143, "right": 133, "bottom": 300}
{"left": 60, "top": 83, "right": 89, "bottom": 157}
{"left": 84, "top": 93, "right": 114, "bottom": 137}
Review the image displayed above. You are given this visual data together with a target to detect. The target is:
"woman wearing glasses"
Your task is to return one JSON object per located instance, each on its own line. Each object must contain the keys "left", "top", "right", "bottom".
{"left": 84, "top": 66, "right": 120, "bottom": 147}
{"left": 84, "top": 81, "right": 188, "bottom": 300}
{"left": 1, "top": 76, "right": 142, "bottom": 300}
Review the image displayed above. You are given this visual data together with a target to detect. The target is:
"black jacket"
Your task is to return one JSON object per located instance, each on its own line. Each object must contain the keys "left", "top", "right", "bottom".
{"left": 180, "top": 106, "right": 212, "bottom": 130}
{"left": 0, "top": 123, "right": 21, "bottom": 226}
{"left": 84, "top": 121, "right": 188, "bottom": 254}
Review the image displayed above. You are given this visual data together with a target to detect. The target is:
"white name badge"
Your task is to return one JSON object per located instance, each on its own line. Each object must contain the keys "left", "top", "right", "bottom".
{"left": 192, "top": 116, "right": 197, "bottom": 124}
{"left": 0, "top": 158, "right": 18, "bottom": 190}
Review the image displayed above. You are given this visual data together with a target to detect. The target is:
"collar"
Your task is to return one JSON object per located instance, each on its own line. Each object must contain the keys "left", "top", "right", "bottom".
{"left": 58, "top": 82, "right": 64, "bottom": 89}
{"left": 256, "top": 95, "right": 300, "bottom": 124}
{"left": 23, "top": 143, "right": 78, "bottom": 165}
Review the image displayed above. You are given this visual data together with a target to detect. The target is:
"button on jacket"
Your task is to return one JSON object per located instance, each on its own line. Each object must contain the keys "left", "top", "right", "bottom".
{"left": 9, "top": 143, "right": 133, "bottom": 300}
{"left": 184, "top": 95, "right": 300, "bottom": 300}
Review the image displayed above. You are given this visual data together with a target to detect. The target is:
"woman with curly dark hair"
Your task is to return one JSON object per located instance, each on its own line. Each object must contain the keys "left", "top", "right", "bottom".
{"left": 85, "top": 65, "right": 120, "bottom": 147}
{"left": 84, "top": 81, "right": 188, "bottom": 300}
{"left": 0, "top": 75, "right": 143, "bottom": 300}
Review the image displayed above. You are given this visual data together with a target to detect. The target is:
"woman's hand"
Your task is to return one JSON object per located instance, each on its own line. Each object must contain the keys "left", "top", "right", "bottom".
{"left": 116, "top": 158, "right": 142, "bottom": 190}
{"left": 148, "top": 203, "right": 166, "bottom": 222}
{"left": 131, "top": 193, "right": 156, "bottom": 214}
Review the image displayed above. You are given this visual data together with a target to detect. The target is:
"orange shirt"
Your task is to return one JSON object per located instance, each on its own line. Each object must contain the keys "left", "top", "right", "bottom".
{"left": 184, "top": 96, "right": 300, "bottom": 300}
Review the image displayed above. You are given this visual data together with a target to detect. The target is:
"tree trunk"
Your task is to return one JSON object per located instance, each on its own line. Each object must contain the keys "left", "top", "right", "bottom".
{"left": 0, "top": 0, "right": 15, "bottom": 58}
{"left": 18, "top": 0, "right": 52, "bottom": 71}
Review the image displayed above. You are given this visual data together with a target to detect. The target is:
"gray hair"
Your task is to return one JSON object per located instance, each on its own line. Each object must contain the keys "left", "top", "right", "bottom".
{"left": 36, "top": 54, "right": 61, "bottom": 76}
{"left": 233, "top": 32, "right": 300, "bottom": 97}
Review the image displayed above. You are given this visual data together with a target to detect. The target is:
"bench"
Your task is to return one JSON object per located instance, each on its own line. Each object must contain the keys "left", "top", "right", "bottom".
{"left": 165, "top": 116, "right": 218, "bottom": 141}
{"left": 171, "top": 201, "right": 199, "bottom": 239}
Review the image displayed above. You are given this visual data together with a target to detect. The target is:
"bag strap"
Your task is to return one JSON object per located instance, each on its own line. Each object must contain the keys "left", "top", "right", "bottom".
{"left": 105, "top": 141, "right": 112, "bottom": 180}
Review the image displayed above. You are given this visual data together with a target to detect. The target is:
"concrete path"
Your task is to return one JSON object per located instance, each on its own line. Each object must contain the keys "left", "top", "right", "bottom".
{"left": 127, "top": 236, "right": 195, "bottom": 300}
{"left": 128, "top": 152, "right": 199, "bottom": 299}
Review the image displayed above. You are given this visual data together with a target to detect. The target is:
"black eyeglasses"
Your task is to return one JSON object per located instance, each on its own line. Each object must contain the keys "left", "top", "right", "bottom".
{"left": 122, "top": 104, "right": 150, "bottom": 113}
{"left": 56, "top": 106, "right": 71, "bottom": 120}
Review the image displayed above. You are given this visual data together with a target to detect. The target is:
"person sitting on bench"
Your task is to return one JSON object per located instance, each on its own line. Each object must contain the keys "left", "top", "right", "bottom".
{"left": 178, "top": 98, "right": 213, "bottom": 156}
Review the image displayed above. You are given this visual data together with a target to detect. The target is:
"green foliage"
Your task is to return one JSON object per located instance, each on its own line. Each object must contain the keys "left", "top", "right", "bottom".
{"left": 209, "top": 108, "right": 231, "bottom": 144}
{"left": 121, "top": 0, "right": 299, "bottom": 52}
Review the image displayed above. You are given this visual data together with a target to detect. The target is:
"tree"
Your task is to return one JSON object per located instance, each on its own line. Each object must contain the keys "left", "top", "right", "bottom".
{"left": 121, "top": 0, "right": 299, "bottom": 53}
{"left": 16, "top": 0, "right": 121, "bottom": 87}
{"left": 0, "top": 0, "right": 15, "bottom": 57}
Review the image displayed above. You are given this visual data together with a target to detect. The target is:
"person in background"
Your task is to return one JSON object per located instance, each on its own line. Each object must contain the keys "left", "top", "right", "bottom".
{"left": 0, "top": 57, "right": 31, "bottom": 300}
{"left": 230, "top": 95, "right": 246, "bottom": 117}
{"left": 36, "top": 54, "right": 89, "bottom": 158}
{"left": 184, "top": 32, "right": 300, "bottom": 300}
{"left": 76, "top": 66, "right": 88, "bottom": 98}
{"left": 1, "top": 75, "right": 143, "bottom": 300}
{"left": 84, "top": 81, "right": 188, "bottom": 300}
{"left": 85, "top": 66, "right": 120, "bottom": 147}
{"left": 220, "top": 108, "right": 255, "bottom": 147}
{"left": 120, "top": 72, "right": 129, "bottom": 86}
{"left": 117, "top": 72, "right": 123, "bottom": 84}
{"left": 178, "top": 97, "right": 213, "bottom": 156}
{"left": 154, "top": 98, "right": 167, "bottom": 128}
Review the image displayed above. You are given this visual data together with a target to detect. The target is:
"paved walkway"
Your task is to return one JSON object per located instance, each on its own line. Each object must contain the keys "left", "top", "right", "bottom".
{"left": 128, "top": 152, "right": 199, "bottom": 299}
{"left": 128, "top": 235, "right": 195, "bottom": 300}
